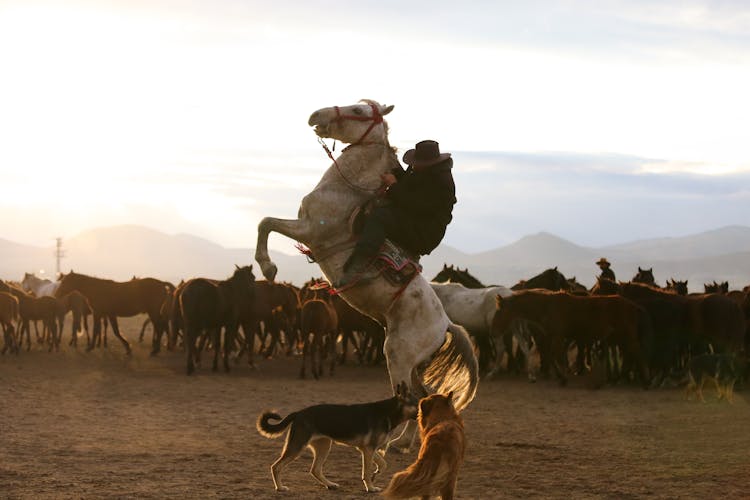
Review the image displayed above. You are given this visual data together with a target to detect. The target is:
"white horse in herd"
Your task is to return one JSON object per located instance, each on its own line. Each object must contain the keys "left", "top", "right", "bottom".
{"left": 21, "top": 272, "right": 59, "bottom": 297}
{"left": 255, "top": 99, "right": 478, "bottom": 452}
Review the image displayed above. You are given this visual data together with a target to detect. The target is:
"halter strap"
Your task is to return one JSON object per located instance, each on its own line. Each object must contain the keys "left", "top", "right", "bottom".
{"left": 333, "top": 103, "right": 383, "bottom": 146}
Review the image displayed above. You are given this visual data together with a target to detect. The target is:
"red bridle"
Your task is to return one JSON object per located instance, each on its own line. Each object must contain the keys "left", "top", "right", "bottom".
{"left": 317, "top": 103, "right": 387, "bottom": 193}
{"left": 332, "top": 102, "right": 384, "bottom": 146}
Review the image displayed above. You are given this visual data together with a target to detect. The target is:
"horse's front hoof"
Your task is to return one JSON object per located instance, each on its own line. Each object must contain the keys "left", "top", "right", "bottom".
{"left": 261, "top": 262, "right": 278, "bottom": 282}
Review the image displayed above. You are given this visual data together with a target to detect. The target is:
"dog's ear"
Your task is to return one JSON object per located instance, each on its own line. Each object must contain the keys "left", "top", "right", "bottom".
{"left": 446, "top": 391, "right": 454, "bottom": 404}
{"left": 419, "top": 398, "right": 430, "bottom": 416}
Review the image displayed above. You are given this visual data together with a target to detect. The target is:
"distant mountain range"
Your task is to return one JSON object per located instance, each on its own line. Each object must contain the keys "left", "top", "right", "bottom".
{"left": 2, "top": 224, "right": 749, "bottom": 293}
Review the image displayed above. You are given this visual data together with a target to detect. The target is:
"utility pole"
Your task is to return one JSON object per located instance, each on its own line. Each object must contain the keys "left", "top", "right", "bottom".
{"left": 54, "top": 237, "right": 66, "bottom": 276}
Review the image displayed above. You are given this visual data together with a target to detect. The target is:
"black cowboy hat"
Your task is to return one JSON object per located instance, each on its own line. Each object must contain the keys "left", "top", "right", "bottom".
{"left": 596, "top": 257, "right": 611, "bottom": 266}
{"left": 402, "top": 140, "right": 451, "bottom": 167}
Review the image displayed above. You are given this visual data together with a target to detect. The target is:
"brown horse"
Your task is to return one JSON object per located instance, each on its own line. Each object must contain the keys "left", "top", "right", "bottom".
{"left": 180, "top": 265, "right": 256, "bottom": 375}
{"left": 632, "top": 267, "right": 657, "bottom": 287}
{"left": 665, "top": 278, "right": 688, "bottom": 296}
{"left": 704, "top": 281, "right": 729, "bottom": 294}
{"left": 432, "top": 264, "right": 486, "bottom": 289}
{"left": 7, "top": 285, "right": 60, "bottom": 351}
{"left": 299, "top": 298, "right": 338, "bottom": 379}
{"left": 0, "top": 291, "right": 20, "bottom": 355}
{"left": 593, "top": 280, "right": 745, "bottom": 382}
{"left": 233, "top": 280, "right": 300, "bottom": 366}
{"left": 511, "top": 267, "right": 570, "bottom": 292}
{"left": 55, "top": 271, "right": 173, "bottom": 355}
{"left": 56, "top": 290, "right": 93, "bottom": 347}
{"left": 493, "top": 290, "right": 652, "bottom": 387}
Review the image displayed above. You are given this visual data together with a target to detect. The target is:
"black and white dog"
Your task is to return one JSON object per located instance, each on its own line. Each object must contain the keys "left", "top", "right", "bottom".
{"left": 256, "top": 382, "right": 418, "bottom": 492}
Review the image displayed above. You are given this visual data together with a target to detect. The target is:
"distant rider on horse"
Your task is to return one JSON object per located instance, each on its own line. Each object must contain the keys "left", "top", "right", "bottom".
{"left": 338, "top": 140, "right": 456, "bottom": 286}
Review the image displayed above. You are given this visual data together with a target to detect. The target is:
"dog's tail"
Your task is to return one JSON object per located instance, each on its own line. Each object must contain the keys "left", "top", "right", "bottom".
{"left": 422, "top": 323, "right": 479, "bottom": 412}
{"left": 256, "top": 411, "right": 296, "bottom": 438}
{"left": 381, "top": 451, "right": 452, "bottom": 498}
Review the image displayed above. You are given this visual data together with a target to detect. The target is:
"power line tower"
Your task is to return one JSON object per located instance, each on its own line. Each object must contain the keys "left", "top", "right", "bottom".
{"left": 54, "top": 237, "right": 66, "bottom": 276}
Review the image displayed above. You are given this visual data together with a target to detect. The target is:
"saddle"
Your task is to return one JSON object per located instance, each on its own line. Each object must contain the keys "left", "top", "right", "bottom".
{"left": 373, "top": 238, "right": 422, "bottom": 286}
{"left": 330, "top": 238, "right": 422, "bottom": 294}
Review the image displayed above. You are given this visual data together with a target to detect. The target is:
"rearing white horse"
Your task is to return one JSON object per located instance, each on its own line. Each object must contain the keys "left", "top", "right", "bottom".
{"left": 255, "top": 99, "right": 478, "bottom": 449}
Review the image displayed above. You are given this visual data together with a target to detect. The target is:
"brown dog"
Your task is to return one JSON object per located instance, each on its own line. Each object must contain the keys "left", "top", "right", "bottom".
{"left": 382, "top": 391, "right": 466, "bottom": 499}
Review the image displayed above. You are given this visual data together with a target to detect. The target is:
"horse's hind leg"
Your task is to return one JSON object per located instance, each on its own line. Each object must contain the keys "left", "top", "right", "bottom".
{"left": 107, "top": 316, "right": 131, "bottom": 355}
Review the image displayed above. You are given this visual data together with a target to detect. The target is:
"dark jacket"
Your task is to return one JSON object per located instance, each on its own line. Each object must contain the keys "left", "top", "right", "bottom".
{"left": 384, "top": 158, "right": 456, "bottom": 255}
{"left": 599, "top": 267, "right": 616, "bottom": 282}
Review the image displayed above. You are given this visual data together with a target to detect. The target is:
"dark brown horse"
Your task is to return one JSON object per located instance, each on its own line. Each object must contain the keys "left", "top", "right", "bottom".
{"left": 55, "top": 271, "right": 173, "bottom": 355}
{"left": 432, "top": 264, "right": 485, "bottom": 289}
{"left": 632, "top": 267, "right": 657, "bottom": 287}
{"left": 299, "top": 298, "right": 338, "bottom": 379}
{"left": 665, "top": 278, "right": 688, "bottom": 296}
{"left": 593, "top": 280, "right": 745, "bottom": 382}
{"left": 331, "top": 294, "right": 384, "bottom": 365}
{"left": 56, "top": 290, "right": 92, "bottom": 347}
{"left": 233, "top": 280, "right": 300, "bottom": 366}
{"left": 493, "top": 290, "right": 652, "bottom": 387}
{"left": 0, "top": 291, "right": 20, "bottom": 355}
{"left": 179, "top": 265, "right": 256, "bottom": 375}
{"left": 704, "top": 281, "right": 729, "bottom": 294}
{"left": 512, "top": 267, "right": 570, "bottom": 292}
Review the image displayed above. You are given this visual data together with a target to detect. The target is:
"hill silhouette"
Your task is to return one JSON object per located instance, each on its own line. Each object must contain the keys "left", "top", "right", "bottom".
{"left": 2, "top": 224, "right": 749, "bottom": 293}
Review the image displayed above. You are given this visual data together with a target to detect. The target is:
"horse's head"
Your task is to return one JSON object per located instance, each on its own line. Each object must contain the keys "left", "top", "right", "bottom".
{"left": 666, "top": 278, "right": 688, "bottom": 295}
{"left": 21, "top": 272, "right": 34, "bottom": 291}
{"left": 308, "top": 99, "right": 394, "bottom": 146}
{"left": 632, "top": 267, "right": 656, "bottom": 286}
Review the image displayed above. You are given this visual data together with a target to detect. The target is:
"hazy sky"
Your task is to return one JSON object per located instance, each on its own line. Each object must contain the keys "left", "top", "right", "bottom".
{"left": 1, "top": 1, "right": 749, "bottom": 253}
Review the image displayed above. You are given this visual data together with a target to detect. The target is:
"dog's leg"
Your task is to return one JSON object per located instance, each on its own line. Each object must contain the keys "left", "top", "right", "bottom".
{"left": 373, "top": 449, "right": 387, "bottom": 475}
{"left": 715, "top": 377, "right": 725, "bottom": 400}
{"left": 308, "top": 438, "right": 339, "bottom": 490}
{"left": 387, "top": 419, "right": 418, "bottom": 454}
{"left": 359, "top": 447, "right": 381, "bottom": 492}
{"left": 727, "top": 380, "right": 736, "bottom": 404}
{"left": 697, "top": 376, "right": 707, "bottom": 403}
{"left": 270, "top": 428, "right": 306, "bottom": 492}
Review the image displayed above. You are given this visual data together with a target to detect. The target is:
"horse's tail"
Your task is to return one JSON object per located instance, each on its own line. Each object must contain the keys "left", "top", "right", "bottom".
{"left": 422, "top": 323, "right": 479, "bottom": 412}
{"left": 256, "top": 411, "right": 296, "bottom": 438}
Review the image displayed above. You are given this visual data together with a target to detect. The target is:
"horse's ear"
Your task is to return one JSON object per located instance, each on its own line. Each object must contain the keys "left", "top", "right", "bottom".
{"left": 639, "top": 266, "right": 643, "bottom": 272}
{"left": 235, "top": 264, "right": 240, "bottom": 270}
{"left": 446, "top": 391, "right": 454, "bottom": 403}
{"left": 382, "top": 104, "right": 394, "bottom": 116}
{"left": 554, "top": 266, "right": 558, "bottom": 271}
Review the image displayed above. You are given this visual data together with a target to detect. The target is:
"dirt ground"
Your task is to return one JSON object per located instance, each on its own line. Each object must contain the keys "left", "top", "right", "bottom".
{"left": 1, "top": 316, "right": 749, "bottom": 499}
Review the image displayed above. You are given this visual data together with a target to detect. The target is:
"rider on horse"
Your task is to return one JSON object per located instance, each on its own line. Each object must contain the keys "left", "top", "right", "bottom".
{"left": 338, "top": 140, "right": 457, "bottom": 286}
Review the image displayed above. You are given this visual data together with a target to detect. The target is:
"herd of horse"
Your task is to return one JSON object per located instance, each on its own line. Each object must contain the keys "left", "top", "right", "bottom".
{"left": 2, "top": 263, "right": 748, "bottom": 395}
{"left": 2, "top": 100, "right": 749, "bottom": 438}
